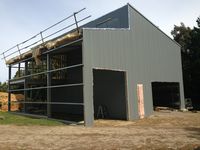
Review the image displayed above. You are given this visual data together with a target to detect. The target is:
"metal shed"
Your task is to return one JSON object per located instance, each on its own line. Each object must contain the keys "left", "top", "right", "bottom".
{"left": 2, "top": 4, "right": 185, "bottom": 126}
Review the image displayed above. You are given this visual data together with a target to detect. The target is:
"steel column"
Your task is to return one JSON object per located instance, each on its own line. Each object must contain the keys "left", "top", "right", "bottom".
{"left": 73, "top": 12, "right": 79, "bottom": 33}
{"left": 47, "top": 54, "right": 51, "bottom": 117}
{"left": 8, "top": 65, "right": 11, "bottom": 111}
{"left": 18, "top": 63, "right": 21, "bottom": 77}
{"left": 24, "top": 61, "right": 28, "bottom": 113}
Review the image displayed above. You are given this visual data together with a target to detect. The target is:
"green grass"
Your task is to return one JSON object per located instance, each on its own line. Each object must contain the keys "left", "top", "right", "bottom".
{"left": 0, "top": 111, "right": 64, "bottom": 126}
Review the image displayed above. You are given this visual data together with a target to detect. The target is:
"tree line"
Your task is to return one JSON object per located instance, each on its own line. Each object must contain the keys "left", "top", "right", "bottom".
{"left": 171, "top": 17, "right": 200, "bottom": 109}
{"left": 0, "top": 82, "right": 8, "bottom": 92}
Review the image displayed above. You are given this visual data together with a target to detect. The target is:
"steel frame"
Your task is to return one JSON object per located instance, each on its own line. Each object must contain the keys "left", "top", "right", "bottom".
{"left": 3, "top": 7, "right": 89, "bottom": 125}
{"left": 8, "top": 37, "right": 84, "bottom": 124}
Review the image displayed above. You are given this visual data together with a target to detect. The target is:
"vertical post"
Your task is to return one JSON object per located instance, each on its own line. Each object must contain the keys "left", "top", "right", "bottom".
{"left": 82, "top": 41, "right": 94, "bottom": 126}
{"left": 40, "top": 32, "right": 44, "bottom": 44}
{"left": 30, "top": 61, "right": 33, "bottom": 99}
{"left": 18, "top": 63, "right": 21, "bottom": 77}
{"left": 47, "top": 54, "right": 51, "bottom": 117}
{"left": 24, "top": 61, "right": 28, "bottom": 113}
{"left": 73, "top": 12, "right": 79, "bottom": 33}
{"left": 17, "top": 44, "right": 22, "bottom": 59}
{"left": 8, "top": 65, "right": 11, "bottom": 111}
{"left": 2, "top": 52, "right": 6, "bottom": 63}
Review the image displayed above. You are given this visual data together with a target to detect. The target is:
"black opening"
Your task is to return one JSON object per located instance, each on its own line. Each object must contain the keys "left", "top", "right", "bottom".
{"left": 50, "top": 104, "right": 83, "bottom": 121}
{"left": 50, "top": 47, "right": 84, "bottom": 122}
{"left": 151, "top": 82, "right": 181, "bottom": 109}
{"left": 93, "top": 69, "right": 127, "bottom": 120}
{"left": 9, "top": 44, "right": 84, "bottom": 123}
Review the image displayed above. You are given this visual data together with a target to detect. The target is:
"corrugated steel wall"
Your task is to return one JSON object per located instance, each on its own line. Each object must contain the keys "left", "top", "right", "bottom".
{"left": 83, "top": 4, "right": 185, "bottom": 126}
{"left": 83, "top": 5, "right": 129, "bottom": 29}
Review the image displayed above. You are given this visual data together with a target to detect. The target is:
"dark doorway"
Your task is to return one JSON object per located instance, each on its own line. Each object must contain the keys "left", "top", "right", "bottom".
{"left": 93, "top": 69, "right": 127, "bottom": 120}
{"left": 151, "top": 82, "right": 181, "bottom": 109}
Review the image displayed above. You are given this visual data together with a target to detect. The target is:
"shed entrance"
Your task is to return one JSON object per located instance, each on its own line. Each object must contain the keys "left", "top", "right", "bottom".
{"left": 151, "top": 82, "right": 181, "bottom": 109}
{"left": 93, "top": 69, "right": 127, "bottom": 120}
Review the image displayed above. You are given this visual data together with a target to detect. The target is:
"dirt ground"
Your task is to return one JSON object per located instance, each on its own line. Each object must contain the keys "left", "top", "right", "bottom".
{"left": 0, "top": 111, "right": 200, "bottom": 150}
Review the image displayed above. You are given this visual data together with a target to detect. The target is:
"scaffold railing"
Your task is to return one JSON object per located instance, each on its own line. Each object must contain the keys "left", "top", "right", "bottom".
{"left": 1, "top": 8, "right": 91, "bottom": 63}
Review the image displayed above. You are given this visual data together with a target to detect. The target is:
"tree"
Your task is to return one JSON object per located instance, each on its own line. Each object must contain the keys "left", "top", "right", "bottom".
{"left": 190, "top": 17, "right": 200, "bottom": 102}
{"left": 0, "top": 82, "right": 8, "bottom": 92}
{"left": 171, "top": 23, "right": 192, "bottom": 98}
{"left": 171, "top": 23, "right": 192, "bottom": 53}
{"left": 171, "top": 17, "right": 200, "bottom": 109}
{"left": 197, "top": 17, "right": 200, "bottom": 27}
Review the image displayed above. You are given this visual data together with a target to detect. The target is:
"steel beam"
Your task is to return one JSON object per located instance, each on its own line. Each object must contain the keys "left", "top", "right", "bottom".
{"left": 11, "top": 101, "right": 84, "bottom": 105}
{"left": 9, "top": 83, "right": 83, "bottom": 92}
{"left": 9, "top": 64, "right": 83, "bottom": 81}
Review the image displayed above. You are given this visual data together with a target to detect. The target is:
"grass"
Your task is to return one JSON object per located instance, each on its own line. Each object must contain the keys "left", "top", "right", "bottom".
{"left": 0, "top": 111, "right": 64, "bottom": 126}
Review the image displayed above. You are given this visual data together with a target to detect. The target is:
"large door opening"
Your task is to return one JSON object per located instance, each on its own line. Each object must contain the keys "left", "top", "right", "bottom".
{"left": 93, "top": 69, "right": 127, "bottom": 120}
{"left": 151, "top": 82, "right": 181, "bottom": 109}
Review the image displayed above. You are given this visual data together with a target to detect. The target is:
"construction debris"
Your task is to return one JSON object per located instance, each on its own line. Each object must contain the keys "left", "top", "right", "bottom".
{"left": 154, "top": 107, "right": 174, "bottom": 113}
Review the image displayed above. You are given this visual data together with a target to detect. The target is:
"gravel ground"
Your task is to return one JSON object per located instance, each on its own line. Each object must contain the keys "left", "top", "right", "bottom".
{"left": 0, "top": 111, "right": 200, "bottom": 150}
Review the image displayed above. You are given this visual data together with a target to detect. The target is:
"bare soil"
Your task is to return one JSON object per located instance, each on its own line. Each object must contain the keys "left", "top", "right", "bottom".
{"left": 0, "top": 111, "right": 200, "bottom": 150}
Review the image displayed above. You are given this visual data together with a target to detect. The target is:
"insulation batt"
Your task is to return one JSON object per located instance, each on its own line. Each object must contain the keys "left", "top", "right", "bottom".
{"left": 6, "top": 31, "right": 81, "bottom": 65}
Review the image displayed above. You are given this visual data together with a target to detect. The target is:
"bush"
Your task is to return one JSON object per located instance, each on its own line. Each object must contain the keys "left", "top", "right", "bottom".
{"left": 0, "top": 82, "right": 8, "bottom": 92}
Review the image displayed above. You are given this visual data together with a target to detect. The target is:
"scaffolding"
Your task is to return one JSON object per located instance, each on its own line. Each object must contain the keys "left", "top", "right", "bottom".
{"left": 1, "top": 8, "right": 91, "bottom": 124}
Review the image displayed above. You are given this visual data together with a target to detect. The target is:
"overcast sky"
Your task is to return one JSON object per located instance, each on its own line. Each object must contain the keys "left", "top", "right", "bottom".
{"left": 0, "top": 0, "right": 199, "bottom": 82}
